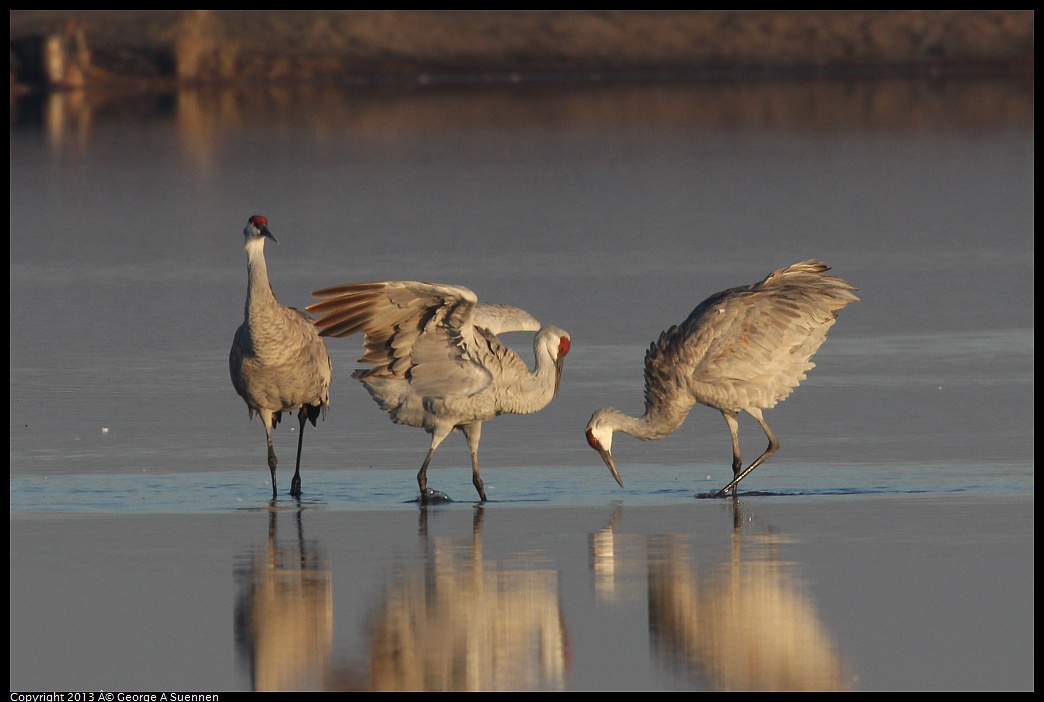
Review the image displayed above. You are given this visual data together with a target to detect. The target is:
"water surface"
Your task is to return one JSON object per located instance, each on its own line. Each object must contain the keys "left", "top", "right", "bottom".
{"left": 9, "top": 76, "right": 1034, "bottom": 691}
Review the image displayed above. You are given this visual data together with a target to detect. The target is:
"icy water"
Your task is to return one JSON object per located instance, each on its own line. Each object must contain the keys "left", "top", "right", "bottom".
{"left": 9, "top": 77, "right": 1034, "bottom": 691}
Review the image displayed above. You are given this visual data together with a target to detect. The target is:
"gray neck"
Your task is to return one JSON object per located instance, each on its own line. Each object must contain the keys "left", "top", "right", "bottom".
{"left": 606, "top": 405, "right": 689, "bottom": 442}
{"left": 244, "top": 239, "right": 276, "bottom": 317}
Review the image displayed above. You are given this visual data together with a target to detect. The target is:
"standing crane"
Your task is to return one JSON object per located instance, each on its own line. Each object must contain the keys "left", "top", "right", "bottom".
{"left": 306, "top": 281, "right": 570, "bottom": 504}
{"left": 230, "top": 215, "right": 332, "bottom": 498}
{"left": 584, "top": 261, "right": 857, "bottom": 497}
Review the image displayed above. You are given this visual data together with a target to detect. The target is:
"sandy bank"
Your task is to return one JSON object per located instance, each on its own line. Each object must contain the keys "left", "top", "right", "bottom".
{"left": 10, "top": 10, "right": 1034, "bottom": 92}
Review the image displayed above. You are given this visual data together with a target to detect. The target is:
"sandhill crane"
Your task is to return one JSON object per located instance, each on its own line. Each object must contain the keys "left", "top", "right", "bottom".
{"left": 306, "top": 281, "right": 570, "bottom": 504}
{"left": 230, "top": 215, "right": 332, "bottom": 498}
{"left": 584, "top": 261, "right": 857, "bottom": 497}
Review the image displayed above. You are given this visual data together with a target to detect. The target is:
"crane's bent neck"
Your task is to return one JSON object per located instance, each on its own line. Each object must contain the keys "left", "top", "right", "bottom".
{"left": 490, "top": 332, "right": 563, "bottom": 416}
{"left": 508, "top": 352, "right": 556, "bottom": 415}
{"left": 531, "top": 343, "right": 557, "bottom": 381}
{"left": 604, "top": 405, "right": 689, "bottom": 442}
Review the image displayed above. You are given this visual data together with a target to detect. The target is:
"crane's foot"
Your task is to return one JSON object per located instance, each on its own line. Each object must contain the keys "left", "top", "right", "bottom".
{"left": 695, "top": 486, "right": 738, "bottom": 499}
{"left": 416, "top": 488, "right": 452, "bottom": 506}
{"left": 290, "top": 475, "right": 302, "bottom": 497}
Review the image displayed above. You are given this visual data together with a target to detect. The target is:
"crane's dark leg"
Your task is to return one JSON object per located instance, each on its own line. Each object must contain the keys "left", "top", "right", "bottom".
{"left": 461, "top": 422, "right": 487, "bottom": 502}
{"left": 716, "top": 409, "right": 779, "bottom": 497}
{"left": 417, "top": 448, "right": 436, "bottom": 505}
{"left": 418, "top": 428, "right": 456, "bottom": 505}
{"left": 722, "top": 410, "right": 743, "bottom": 478}
{"left": 265, "top": 422, "right": 278, "bottom": 500}
{"left": 290, "top": 410, "right": 306, "bottom": 497}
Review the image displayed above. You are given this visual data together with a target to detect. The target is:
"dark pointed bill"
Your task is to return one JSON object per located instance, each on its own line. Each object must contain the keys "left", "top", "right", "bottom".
{"left": 259, "top": 224, "right": 278, "bottom": 244}
{"left": 586, "top": 429, "right": 624, "bottom": 488}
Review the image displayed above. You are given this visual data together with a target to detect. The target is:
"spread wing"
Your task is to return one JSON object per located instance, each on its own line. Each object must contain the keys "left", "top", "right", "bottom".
{"left": 470, "top": 303, "right": 541, "bottom": 336}
{"left": 646, "top": 261, "right": 857, "bottom": 411}
{"left": 307, "top": 280, "right": 493, "bottom": 398}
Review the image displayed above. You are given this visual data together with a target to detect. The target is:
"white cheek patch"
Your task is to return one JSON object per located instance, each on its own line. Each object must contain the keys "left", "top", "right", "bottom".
{"left": 586, "top": 426, "right": 612, "bottom": 453}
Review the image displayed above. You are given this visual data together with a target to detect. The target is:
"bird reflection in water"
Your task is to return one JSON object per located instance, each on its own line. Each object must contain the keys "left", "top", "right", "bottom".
{"left": 234, "top": 505, "right": 569, "bottom": 691}
{"left": 646, "top": 503, "right": 852, "bottom": 691}
{"left": 233, "top": 503, "right": 333, "bottom": 692}
{"left": 357, "top": 506, "right": 570, "bottom": 692}
{"left": 588, "top": 504, "right": 646, "bottom": 603}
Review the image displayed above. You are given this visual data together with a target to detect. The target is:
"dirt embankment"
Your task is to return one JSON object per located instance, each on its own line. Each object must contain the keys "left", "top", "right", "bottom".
{"left": 10, "top": 10, "right": 1035, "bottom": 91}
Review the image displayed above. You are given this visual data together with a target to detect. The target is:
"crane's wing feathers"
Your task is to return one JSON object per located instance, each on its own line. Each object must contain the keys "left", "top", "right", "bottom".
{"left": 645, "top": 261, "right": 857, "bottom": 411}
{"left": 471, "top": 303, "right": 541, "bottom": 335}
{"left": 307, "top": 280, "right": 493, "bottom": 397}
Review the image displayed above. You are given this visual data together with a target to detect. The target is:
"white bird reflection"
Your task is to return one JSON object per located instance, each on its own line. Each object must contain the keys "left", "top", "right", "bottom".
{"left": 588, "top": 504, "right": 646, "bottom": 603}
{"left": 233, "top": 503, "right": 334, "bottom": 692}
{"left": 234, "top": 506, "right": 568, "bottom": 692}
{"left": 357, "top": 507, "right": 569, "bottom": 692}
{"left": 645, "top": 504, "right": 852, "bottom": 691}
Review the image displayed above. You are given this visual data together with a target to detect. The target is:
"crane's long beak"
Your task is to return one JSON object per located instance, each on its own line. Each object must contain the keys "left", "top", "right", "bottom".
{"left": 553, "top": 354, "right": 566, "bottom": 397}
{"left": 260, "top": 225, "right": 278, "bottom": 244}
{"left": 586, "top": 429, "right": 624, "bottom": 488}
{"left": 600, "top": 449, "right": 624, "bottom": 488}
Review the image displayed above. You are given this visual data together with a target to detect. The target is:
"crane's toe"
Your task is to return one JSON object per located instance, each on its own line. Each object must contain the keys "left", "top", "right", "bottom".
{"left": 417, "top": 488, "right": 453, "bottom": 505}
